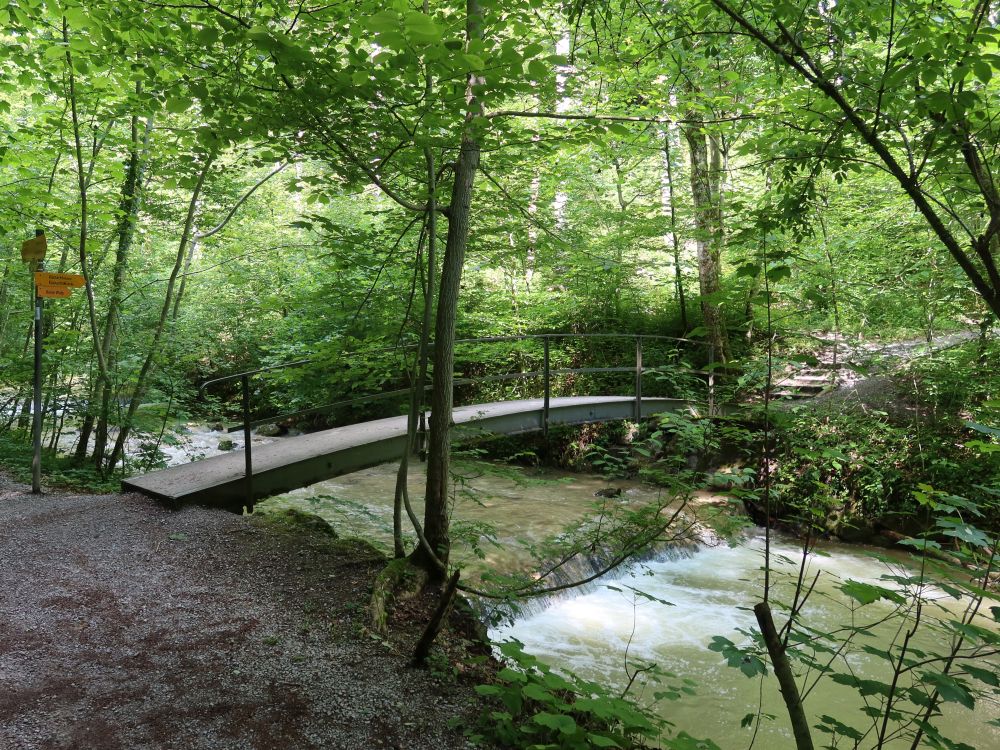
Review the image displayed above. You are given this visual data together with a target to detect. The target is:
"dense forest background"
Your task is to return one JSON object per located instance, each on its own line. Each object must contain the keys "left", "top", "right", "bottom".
{"left": 3, "top": 0, "right": 997, "bottom": 480}
{"left": 2, "top": 2, "right": 1000, "bottom": 749}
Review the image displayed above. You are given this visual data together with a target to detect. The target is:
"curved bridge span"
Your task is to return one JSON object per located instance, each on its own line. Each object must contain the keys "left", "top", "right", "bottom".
{"left": 123, "top": 396, "right": 717, "bottom": 513}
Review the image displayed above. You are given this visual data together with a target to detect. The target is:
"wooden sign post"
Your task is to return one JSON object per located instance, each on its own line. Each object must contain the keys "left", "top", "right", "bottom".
{"left": 22, "top": 230, "right": 48, "bottom": 495}
{"left": 20, "top": 233, "right": 83, "bottom": 492}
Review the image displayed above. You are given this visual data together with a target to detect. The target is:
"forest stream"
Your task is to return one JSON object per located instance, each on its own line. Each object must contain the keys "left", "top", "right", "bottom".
{"left": 254, "top": 461, "right": 1000, "bottom": 749}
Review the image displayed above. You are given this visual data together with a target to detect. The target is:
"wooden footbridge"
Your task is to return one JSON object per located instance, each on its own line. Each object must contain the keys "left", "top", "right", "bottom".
{"left": 123, "top": 334, "right": 724, "bottom": 513}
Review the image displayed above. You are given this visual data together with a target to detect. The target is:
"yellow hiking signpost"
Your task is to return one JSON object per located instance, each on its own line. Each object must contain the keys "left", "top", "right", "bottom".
{"left": 34, "top": 272, "right": 84, "bottom": 299}
{"left": 22, "top": 231, "right": 84, "bottom": 493}
{"left": 36, "top": 286, "right": 72, "bottom": 299}
{"left": 34, "top": 272, "right": 85, "bottom": 289}
{"left": 20, "top": 230, "right": 67, "bottom": 495}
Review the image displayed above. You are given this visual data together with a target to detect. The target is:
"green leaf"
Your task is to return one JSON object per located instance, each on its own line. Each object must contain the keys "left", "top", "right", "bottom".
{"left": 963, "top": 420, "right": 1000, "bottom": 437}
{"left": 459, "top": 53, "right": 485, "bottom": 70}
{"left": 766, "top": 265, "right": 792, "bottom": 282}
{"left": 816, "top": 715, "right": 864, "bottom": 740}
{"left": 403, "top": 11, "right": 443, "bottom": 43}
{"left": 665, "top": 732, "right": 722, "bottom": 750}
{"left": 521, "top": 683, "right": 554, "bottom": 702}
{"left": 962, "top": 664, "right": 999, "bottom": 687}
{"left": 64, "top": 7, "right": 92, "bottom": 28}
{"left": 166, "top": 97, "right": 192, "bottom": 114}
{"left": 973, "top": 59, "right": 993, "bottom": 84}
{"left": 708, "top": 636, "right": 766, "bottom": 678}
{"left": 527, "top": 58, "right": 547, "bottom": 81}
{"left": 197, "top": 27, "right": 219, "bottom": 45}
{"left": 897, "top": 537, "right": 942, "bottom": 551}
{"left": 839, "top": 580, "right": 905, "bottom": 606}
{"left": 935, "top": 518, "right": 991, "bottom": 548}
{"left": 532, "top": 711, "right": 577, "bottom": 734}
{"left": 365, "top": 11, "right": 398, "bottom": 34}
{"left": 921, "top": 672, "right": 975, "bottom": 710}
{"left": 587, "top": 734, "right": 622, "bottom": 748}
{"left": 43, "top": 44, "right": 67, "bottom": 61}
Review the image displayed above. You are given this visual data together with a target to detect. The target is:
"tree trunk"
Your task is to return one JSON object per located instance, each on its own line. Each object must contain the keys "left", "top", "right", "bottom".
{"left": 662, "top": 129, "right": 688, "bottom": 331}
{"left": 93, "top": 111, "right": 153, "bottom": 468}
{"left": 409, "top": 0, "right": 482, "bottom": 580}
{"left": 755, "top": 602, "right": 814, "bottom": 750}
{"left": 683, "top": 118, "right": 730, "bottom": 362}
{"left": 65, "top": 16, "right": 114, "bottom": 441}
{"left": 106, "top": 155, "right": 213, "bottom": 472}
{"left": 0, "top": 262, "right": 12, "bottom": 349}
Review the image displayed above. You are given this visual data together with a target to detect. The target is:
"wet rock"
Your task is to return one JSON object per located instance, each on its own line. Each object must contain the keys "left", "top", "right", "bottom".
{"left": 217, "top": 438, "right": 235, "bottom": 451}
{"left": 594, "top": 487, "right": 622, "bottom": 498}
{"left": 256, "top": 423, "right": 285, "bottom": 437}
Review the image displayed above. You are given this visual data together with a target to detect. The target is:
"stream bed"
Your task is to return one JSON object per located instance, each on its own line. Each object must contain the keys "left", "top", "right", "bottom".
{"left": 256, "top": 460, "right": 1000, "bottom": 749}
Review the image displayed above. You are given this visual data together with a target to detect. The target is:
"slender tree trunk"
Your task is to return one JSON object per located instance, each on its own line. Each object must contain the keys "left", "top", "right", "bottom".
{"left": 65, "top": 18, "right": 116, "bottom": 462}
{"left": 170, "top": 235, "right": 198, "bottom": 320}
{"left": 93, "top": 111, "right": 153, "bottom": 468}
{"left": 662, "top": 130, "right": 688, "bottom": 331}
{"left": 755, "top": 602, "right": 815, "bottom": 750}
{"left": 0, "top": 262, "right": 12, "bottom": 349}
{"left": 683, "top": 118, "right": 729, "bottom": 362}
{"left": 392, "top": 143, "right": 438, "bottom": 559}
{"left": 409, "top": 0, "right": 482, "bottom": 580}
{"left": 106, "top": 155, "right": 213, "bottom": 472}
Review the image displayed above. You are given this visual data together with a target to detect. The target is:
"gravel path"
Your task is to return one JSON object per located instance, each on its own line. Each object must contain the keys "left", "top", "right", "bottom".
{"left": 0, "top": 476, "right": 481, "bottom": 750}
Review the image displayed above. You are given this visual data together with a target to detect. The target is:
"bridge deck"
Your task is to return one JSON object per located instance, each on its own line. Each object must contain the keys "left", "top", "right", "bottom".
{"left": 122, "top": 396, "right": 706, "bottom": 512}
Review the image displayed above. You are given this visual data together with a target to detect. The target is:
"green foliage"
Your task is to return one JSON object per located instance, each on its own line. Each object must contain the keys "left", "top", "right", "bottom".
{"left": 769, "top": 407, "right": 998, "bottom": 535}
{"left": 462, "top": 640, "right": 717, "bottom": 750}
{"left": 0, "top": 430, "right": 118, "bottom": 493}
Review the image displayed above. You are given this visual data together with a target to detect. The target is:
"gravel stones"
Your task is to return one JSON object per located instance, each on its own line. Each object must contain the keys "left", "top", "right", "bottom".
{"left": 0, "top": 477, "right": 482, "bottom": 749}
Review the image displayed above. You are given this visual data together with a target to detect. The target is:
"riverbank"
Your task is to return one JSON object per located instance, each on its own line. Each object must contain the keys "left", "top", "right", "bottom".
{"left": 0, "top": 473, "right": 490, "bottom": 750}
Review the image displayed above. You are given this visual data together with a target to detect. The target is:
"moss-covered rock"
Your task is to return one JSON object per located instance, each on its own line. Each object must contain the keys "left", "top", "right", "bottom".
{"left": 256, "top": 507, "right": 338, "bottom": 538}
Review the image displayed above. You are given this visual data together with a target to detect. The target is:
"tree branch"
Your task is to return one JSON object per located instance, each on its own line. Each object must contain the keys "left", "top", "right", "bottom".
{"left": 196, "top": 161, "right": 290, "bottom": 240}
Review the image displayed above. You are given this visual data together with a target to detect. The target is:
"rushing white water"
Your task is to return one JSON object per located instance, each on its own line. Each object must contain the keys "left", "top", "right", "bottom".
{"left": 260, "top": 461, "right": 999, "bottom": 749}
{"left": 493, "top": 534, "right": 1000, "bottom": 749}
{"left": 37, "top": 420, "right": 277, "bottom": 470}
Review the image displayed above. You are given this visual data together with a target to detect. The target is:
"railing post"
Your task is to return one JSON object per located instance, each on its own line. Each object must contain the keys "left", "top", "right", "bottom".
{"left": 634, "top": 335, "right": 643, "bottom": 420}
{"left": 241, "top": 374, "right": 254, "bottom": 512}
{"left": 543, "top": 336, "right": 550, "bottom": 437}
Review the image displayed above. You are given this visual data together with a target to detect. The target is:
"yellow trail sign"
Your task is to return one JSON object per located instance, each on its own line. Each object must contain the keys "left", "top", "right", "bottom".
{"left": 21, "top": 235, "right": 47, "bottom": 262}
{"left": 37, "top": 285, "right": 72, "bottom": 299}
{"left": 35, "top": 272, "right": 85, "bottom": 288}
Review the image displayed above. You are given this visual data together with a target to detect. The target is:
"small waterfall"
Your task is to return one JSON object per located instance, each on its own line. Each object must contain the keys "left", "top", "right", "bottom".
{"left": 475, "top": 535, "right": 705, "bottom": 625}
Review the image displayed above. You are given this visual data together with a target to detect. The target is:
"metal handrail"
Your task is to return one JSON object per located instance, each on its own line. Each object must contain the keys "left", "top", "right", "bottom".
{"left": 198, "top": 332, "right": 716, "bottom": 511}
{"left": 225, "top": 364, "right": 714, "bottom": 432}
{"left": 197, "top": 333, "right": 708, "bottom": 392}
{"left": 198, "top": 359, "right": 313, "bottom": 395}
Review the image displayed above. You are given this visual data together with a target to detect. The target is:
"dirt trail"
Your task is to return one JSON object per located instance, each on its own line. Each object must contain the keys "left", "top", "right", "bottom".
{"left": 0, "top": 477, "right": 479, "bottom": 750}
